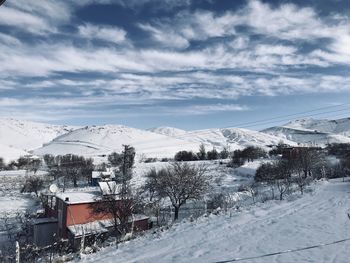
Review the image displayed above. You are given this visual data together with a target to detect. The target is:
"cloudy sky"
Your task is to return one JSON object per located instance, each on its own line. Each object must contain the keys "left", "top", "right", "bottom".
{"left": 1, "top": 0, "right": 350, "bottom": 130}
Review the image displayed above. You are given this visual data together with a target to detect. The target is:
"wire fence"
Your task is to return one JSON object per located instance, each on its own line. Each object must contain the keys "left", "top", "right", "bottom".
{"left": 213, "top": 237, "right": 350, "bottom": 263}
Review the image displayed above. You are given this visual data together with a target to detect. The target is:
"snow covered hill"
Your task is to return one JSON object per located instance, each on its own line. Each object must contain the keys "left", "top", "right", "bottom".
{"left": 4, "top": 117, "right": 350, "bottom": 161}
{"left": 148, "top": 126, "right": 187, "bottom": 137}
{"left": 151, "top": 126, "right": 296, "bottom": 151}
{"left": 262, "top": 117, "right": 350, "bottom": 146}
{"left": 0, "top": 118, "right": 77, "bottom": 161}
{"left": 285, "top": 117, "right": 350, "bottom": 135}
{"left": 0, "top": 143, "right": 29, "bottom": 163}
{"left": 77, "top": 179, "right": 350, "bottom": 263}
{"left": 32, "top": 125, "right": 201, "bottom": 159}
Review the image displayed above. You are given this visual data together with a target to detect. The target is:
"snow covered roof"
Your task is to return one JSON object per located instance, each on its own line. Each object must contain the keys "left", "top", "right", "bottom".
{"left": 56, "top": 191, "right": 100, "bottom": 204}
{"left": 92, "top": 171, "right": 114, "bottom": 179}
{"left": 98, "top": 181, "right": 121, "bottom": 195}
{"left": 67, "top": 215, "right": 149, "bottom": 237}
{"left": 68, "top": 219, "right": 110, "bottom": 237}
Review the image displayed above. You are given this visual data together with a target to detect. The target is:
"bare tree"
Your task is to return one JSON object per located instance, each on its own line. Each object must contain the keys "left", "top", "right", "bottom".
{"left": 145, "top": 162, "right": 210, "bottom": 221}
{"left": 91, "top": 146, "right": 136, "bottom": 242}
{"left": 291, "top": 148, "right": 325, "bottom": 179}
{"left": 57, "top": 154, "right": 93, "bottom": 188}
{"left": 91, "top": 184, "right": 134, "bottom": 240}
{"left": 197, "top": 143, "right": 207, "bottom": 160}
{"left": 21, "top": 176, "right": 44, "bottom": 197}
{"left": 255, "top": 160, "right": 291, "bottom": 200}
{"left": 239, "top": 182, "right": 259, "bottom": 204}
{"left": 274, "top": 160, "right": 292, "bottom": 200}
{"left": 108, "top": 146, "right": 135, "bottom": 171}
{"left": 29, "top": 159, "right": 41, "bottom": 174}
{"left": 0, "top": 157, "right": 5, "bottom": 171}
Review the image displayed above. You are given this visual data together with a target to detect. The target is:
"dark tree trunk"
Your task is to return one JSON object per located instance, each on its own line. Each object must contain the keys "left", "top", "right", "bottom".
{"left": 174, "top": 206, "right": 179, "bottom": 221}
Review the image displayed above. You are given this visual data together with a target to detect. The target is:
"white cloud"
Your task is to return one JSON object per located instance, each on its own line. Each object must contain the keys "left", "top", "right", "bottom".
{"left": 78, "top": 23, "right": 127, "bottom": 44}
{"left": 0, "top": 0, "right": 71, "bottom": 34}
{"left": 2, "top": 0, "right": 350, "bottom": 123}
{"left": 0, "top": 6, "right": 53, "bottom": 34}
{"left": 138, "top": 24, "right": 189, "bottom": 49}
{"left": 139, "top": 10, "right": 237, "bottom": 49}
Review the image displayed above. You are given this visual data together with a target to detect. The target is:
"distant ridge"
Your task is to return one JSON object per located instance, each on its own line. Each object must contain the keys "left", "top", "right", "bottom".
{"left": 1, "top": 117, "right": 350, "bottom": 162}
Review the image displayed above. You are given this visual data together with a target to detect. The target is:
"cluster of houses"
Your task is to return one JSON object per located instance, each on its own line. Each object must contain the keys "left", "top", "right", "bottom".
{"left": 33, "top": 170, "right": 150, "bottom": 249}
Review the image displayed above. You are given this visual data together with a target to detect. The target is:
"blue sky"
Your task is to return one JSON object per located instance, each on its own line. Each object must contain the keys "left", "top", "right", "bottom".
{"left": 1, "top": 0, "right": 350, "bottom": 130}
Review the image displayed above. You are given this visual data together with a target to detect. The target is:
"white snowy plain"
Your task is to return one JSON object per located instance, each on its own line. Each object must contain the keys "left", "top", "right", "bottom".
{"left": 77, "top": 179, "right": 350, "bottom": 263}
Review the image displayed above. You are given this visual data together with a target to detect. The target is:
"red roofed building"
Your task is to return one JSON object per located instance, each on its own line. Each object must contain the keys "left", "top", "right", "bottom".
{"left": 37, "top": 183, "right": 149, "bottom": 248}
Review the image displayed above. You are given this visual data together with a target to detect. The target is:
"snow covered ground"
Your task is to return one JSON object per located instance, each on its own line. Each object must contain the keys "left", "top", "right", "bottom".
{"left": 77, "top": 179, "right": 350, "bottom": 263}
{"left": 0, "top": 171, "right": 41, "bottom": 247}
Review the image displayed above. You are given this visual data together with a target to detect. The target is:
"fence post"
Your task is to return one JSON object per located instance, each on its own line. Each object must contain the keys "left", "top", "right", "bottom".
{"left": 15, "top": 241, "right": 20, "bottom": 263}
{"left": 80, "top": 226, "right": 85, "bottom": 255}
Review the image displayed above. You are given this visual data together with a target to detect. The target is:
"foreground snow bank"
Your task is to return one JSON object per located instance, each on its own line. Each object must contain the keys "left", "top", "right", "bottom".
{"left": 76, "top": 179, "right": 350, "bottom": 263}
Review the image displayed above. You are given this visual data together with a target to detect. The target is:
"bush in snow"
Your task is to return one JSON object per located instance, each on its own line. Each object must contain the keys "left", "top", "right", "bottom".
{"left": 174, "top": 150, "right": 198, "bottom": 161}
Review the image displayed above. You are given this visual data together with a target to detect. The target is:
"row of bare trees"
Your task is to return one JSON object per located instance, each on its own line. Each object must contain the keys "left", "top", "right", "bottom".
{"left": 43, "top": 154, "right": 94, "bottom": 189}
{"left": 255, "top": 148, "right": 326, "bottom": 199}
{"left": 174, "top": 144, "right": 230, "bottom": 162}
{"left": 0, "top": 156, "right": 42, "bottom": 172}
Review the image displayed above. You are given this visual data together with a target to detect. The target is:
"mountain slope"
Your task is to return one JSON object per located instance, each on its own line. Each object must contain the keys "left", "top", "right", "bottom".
{"left": 262, "top": 118, "right": 350, "bottom": 145}
{"left": 148, "top": 126, "right": 187, "bottom": 137}
{"left": 33, "top": 125, "right": 201, "bottom": 159}
{"left": 151, "top": 126, "right": 296, "bottom": 150}
{"left": 33, "top": 125, "right": 295, "bottom": 159}
{"left": 0, "top": 118, "right": 77, "bottom": 151}
{"left": 0, "top": 143, "right": 29, "bottom": 163}
{"left": 284, "top": 117, "right": 350, "bottom": 135}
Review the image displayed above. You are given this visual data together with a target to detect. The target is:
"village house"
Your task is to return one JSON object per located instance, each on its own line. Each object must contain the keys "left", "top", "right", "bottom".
{"left": 35, "top": 182, "right": 149, "bottom": 249}
{"left": 91, "top": 169, "right": 114, "bottom": 186}
{"left": 281, "top": 146, "right": 323, "bottom": 160}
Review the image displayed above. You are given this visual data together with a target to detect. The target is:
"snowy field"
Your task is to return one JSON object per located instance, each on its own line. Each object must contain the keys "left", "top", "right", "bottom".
{"left": 77, "top": 179, "right": 350, "bottom": 263}
{"left": 0, "top": 171, "right": 41, "bottom": 248}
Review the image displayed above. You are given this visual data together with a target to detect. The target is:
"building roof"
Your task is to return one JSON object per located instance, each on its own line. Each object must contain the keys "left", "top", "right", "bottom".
{"left": 67, "top": 215, "right": 149, "bottom": 237}
{"left": 56, "top": 191, "right": 101, "bottom": 205}
{"left": 99, "top": 181, "right": 121, "bottom": 195}
{"left": 33, "top": 217, "right": 58, "bottom": 225}
{"left": 92, "top": 171, "right": 114, "bottom": 179}
{"left": 68, "top": 219, "right": 110, "bottom": 237}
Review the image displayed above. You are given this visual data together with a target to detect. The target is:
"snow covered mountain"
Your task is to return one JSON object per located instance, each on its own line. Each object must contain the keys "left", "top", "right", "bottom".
{"left": 148, "top": 126, "right": 187, "bottom": 137}
{"left": 0, "top": 118, "right": 77, "bottom": 161}
{"left": 261, "top": 118, "right": 350, "bottom": 145}
{"left": 33, "top": 125, "right": 294, "bottom": 160}
{"left": 284, "top": 117, "right": 350, "bottom": 135}
{"left": 4, "top": 117, "right": 350, "bottom": 162}
{"left": 33, "top": 125, "right": 201, "bottom": 159}
{"left": 149, "top": 127, "right": 296, "bottom": 151}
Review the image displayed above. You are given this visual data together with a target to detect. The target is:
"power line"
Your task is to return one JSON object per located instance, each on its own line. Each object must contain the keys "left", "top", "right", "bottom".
{"left": 133, "top": 106, "right": 350, "bottom": 147}
{"left": 213, "top": 237, "right": 350, "bottom": 263}
{"left": 238, "top": 106, "right": 350, "bottom": 129}
{"left": 34, "top": 103, "right": 350, "bottom": 156}
{"left": 224, "top": 103, "right": 350, "bottom": 128}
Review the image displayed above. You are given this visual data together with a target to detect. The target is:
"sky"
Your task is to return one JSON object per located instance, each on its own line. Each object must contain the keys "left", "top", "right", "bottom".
{"left": 1, "top": 0, "right": 350, "bottom": 130}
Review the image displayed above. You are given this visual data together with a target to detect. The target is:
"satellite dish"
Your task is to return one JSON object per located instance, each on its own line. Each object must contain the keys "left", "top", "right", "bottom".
{"left": 49, "top": 184, "right": 58, "bottom": 193}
